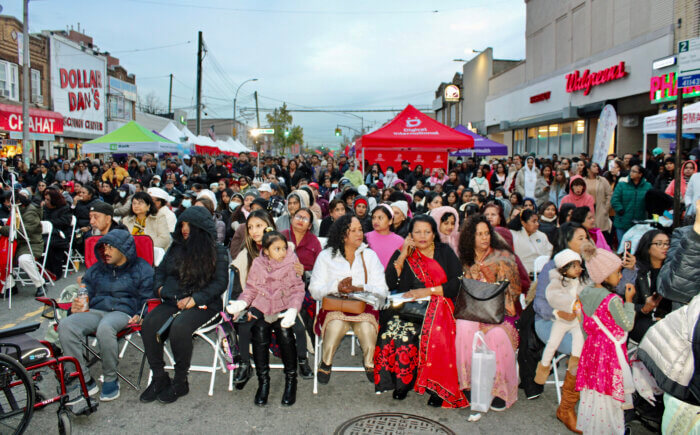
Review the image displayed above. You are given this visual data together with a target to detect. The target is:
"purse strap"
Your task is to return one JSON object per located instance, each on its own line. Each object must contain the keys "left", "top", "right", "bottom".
{"left": 359, "top": 251, "right": 367, "bottom": 285}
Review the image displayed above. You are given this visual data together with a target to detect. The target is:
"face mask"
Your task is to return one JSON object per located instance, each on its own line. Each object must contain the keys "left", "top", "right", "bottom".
{"left": 181, "top": 199, "right": 192, "bottom": 209}
{"left": 229, "top": 201, "right": 240, "bottom": 211}
{"left": 386, "top": 170, "right": 393, "bottom": 175}
{"left": 119, "top": 191, "right": 126, "bottom": 198}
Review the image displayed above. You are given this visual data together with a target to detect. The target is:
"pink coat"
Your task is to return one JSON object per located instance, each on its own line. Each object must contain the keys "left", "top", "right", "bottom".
{"left": 560, "top": 175, "right": 595, "bottom": 213}
{"left": 238, "top": 246, "right": 305, "bottom": 315}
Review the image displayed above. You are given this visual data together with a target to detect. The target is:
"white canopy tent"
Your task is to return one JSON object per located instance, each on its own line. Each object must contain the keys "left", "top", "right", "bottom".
{"left": 642, "top": 101, "right": 700, "bottom": 165}
{"left": 158, "top": 122, "right": 187, "bottom": 144}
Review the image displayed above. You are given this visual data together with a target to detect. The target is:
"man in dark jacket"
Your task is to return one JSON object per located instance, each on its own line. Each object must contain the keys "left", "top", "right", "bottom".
{"left": 657, "top": 201, "right": 700, "bottom": 306}
{"left": 58, "top": 230, "right": 154, "bottom": 402}
{"left": 89, "top": 200, "right": 127, "bottom": 236}
{"left": 233, "top": 153, "right": 255, "bottom": 180}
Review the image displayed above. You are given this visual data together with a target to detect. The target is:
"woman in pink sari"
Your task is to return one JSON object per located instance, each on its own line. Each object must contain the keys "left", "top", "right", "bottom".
{"left": 455, "top": 214, "right": 522, "bottom": 411}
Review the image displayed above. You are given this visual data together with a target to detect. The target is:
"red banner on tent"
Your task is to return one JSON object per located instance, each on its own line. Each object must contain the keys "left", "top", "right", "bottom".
{"left": 361, "top": 149, "right": 448, "bottom": 171}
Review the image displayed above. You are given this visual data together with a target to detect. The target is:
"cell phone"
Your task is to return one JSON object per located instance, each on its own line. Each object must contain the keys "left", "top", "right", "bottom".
{"left": 623, "top": 241, "right": 631, "bottom": 261}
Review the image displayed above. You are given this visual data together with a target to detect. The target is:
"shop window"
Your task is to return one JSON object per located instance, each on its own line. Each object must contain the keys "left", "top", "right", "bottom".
{"left": 514, "top": 129, "right": 525, "bottom": 154}
{"left": 560, "top": 122, "right": 573, "bottom": 156}
{"left": 537, "top": 125, "right": 549, "bottom": 156}
{"left": 30, "top": 69, "right": 41, "bottom": 103}
{"left": 548, "top": 124, "right": 560, "bottom": 156}
{"left": 573, "top": 120, "right": 585, "bottom": 155}
{"left": 526, "top": 127, "right": 537, "bottom": 153}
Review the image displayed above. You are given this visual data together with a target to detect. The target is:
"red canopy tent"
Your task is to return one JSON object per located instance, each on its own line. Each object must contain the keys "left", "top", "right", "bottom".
{"left": 356, "top": 104, "right": 473, "bottom": 172}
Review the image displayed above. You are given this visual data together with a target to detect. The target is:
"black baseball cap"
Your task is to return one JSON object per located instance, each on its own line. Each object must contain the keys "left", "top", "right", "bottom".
{"left": 90, "top": 200, "right": 114, "bottom": 216}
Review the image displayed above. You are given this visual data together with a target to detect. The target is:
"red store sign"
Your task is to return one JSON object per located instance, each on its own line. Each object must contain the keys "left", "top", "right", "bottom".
{"left": 565, "top": 61, "right": 627, "bottom": 96}
{"left": 530, "top": 91, "right": 551, "bottom": 103}
{"left": 0, "top": 103, "right": 64, "bottom": 135}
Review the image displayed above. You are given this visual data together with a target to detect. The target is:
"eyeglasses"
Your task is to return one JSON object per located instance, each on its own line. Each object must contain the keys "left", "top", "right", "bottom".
{"left": 651, "top": 242, "right": 670, "bottom": 248}
{"left": 293, "top": 215, "right": 310, "bottom": 223}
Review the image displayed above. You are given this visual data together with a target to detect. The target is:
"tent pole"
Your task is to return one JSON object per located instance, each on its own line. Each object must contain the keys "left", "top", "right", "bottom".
{"left": 642, "top": 132, "right": 647, "bottom": 167}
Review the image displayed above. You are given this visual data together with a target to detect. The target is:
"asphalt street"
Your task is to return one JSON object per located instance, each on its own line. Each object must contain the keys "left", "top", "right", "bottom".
{"left": 0, "top": 274, "right": 654, "bottom": 435}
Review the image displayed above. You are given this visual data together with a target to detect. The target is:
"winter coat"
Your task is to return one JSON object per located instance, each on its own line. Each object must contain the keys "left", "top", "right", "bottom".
{"left": 560, "top": 175, "right": 596, "bottom": 213}
{"left": 155, "top": 206, "right": 229, "bottom": 311}
{"left": 309, "top": 243, "right": 388, "bottom": 303}
{"left": 73, "top": 169, "right": 92, "bottom": 185}
{"left": 684, "top": 172, "right": 700, "bottom": 215}
{"left": 610, "top": 176, "right": 652, "bottom": 232}
{"left": 0, "top": 202, "right": 43, "bottom": 258}
{"left": 545, "top": 268, "right": 583, "bottom": 314}
{"left": 510, "top": 228, "right": 553, "bottom": 274}
{"left": 638, "top": 293, "right": 699, "bottom": 406}
{"left": 516, "top": 165, "right": 549, "bottom": 206}
{"left": 102, "top": 166, "right": 129, "bottom": 186}
{"left": 549, "top": 182, "right": 568, "bottom": 208}
{"left": 55, "top": 169, "right": 74, "bottom": 183}
{"left": 657, "top": 225, "right": 700, "bottom": 305}
{"left": 82, "top": 229, "right": 154, "bottom": 316}
{"left": 73, "top": 198, "right": 97, "bottom": 229}
{"left": 43, "top": 204, "right": 72, "bottom": 249}
{"left": 468, "top": 177, "right": 490, "bottom": 195}
{"left": 584, "top": 175, "right": 612, "bottom": 232}
{"left": 122, "top": 211, "right": 172, "bottom": 251}
{"left": 237, "top": 246, "right": 305, "bottom": 316}
{"left": 281, "top": 228, "right": 322, "bottom": 271}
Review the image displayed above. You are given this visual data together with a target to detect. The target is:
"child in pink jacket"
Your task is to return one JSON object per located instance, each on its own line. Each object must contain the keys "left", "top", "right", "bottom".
{"left": 227, "top": 229, "right": 305, "bottom": 407}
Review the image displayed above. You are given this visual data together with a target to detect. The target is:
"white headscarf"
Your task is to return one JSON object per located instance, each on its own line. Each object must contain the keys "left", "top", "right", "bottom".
{"left": 523, "top": 156, "right": 538, "bottom": 198}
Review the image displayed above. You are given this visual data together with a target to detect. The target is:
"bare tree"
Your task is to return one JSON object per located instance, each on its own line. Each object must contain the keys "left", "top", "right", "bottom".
{"left": 138, "top": 91, "right": 165, "bottom": 115}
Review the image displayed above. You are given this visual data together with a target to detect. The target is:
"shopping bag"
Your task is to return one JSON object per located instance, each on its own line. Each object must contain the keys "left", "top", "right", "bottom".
{"left": 0, "top": 235, "right": 16, "bottom": 289}
{"left": 471, "top": 331, "right": 497, "bottom": 412}
{"left": 630, "top": 358, "right": 662, "bottom": 406}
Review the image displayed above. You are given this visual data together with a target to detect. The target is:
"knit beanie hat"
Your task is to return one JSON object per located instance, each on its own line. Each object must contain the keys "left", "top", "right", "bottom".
{"left": 580, "top": 241, "right": 621, "bottom": 284}
{"left": 391, "top": 200, "right": 408, "bottom": 218}
{"left": 554, "top": 249, "right": 581, "bottom": 269}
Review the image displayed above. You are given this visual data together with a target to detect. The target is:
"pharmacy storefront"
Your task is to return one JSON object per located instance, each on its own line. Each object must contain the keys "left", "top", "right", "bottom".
{"left": 485, "top": 31, "right": 674, "bottom": 157}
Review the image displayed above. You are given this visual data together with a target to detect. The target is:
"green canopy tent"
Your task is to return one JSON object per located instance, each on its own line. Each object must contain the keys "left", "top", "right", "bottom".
{"left": 82, "top": 120, "right": 180, "bottom": 154}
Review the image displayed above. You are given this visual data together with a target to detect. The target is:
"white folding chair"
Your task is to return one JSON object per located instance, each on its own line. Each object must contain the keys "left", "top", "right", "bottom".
{"left": 312, "top": 302, "right": 363, "bottom": 395}
{"left": 63, "top": 215, "right": 82, "bottom": 278}
{"left": 546, "top": 353, "right": 567, "bottom": 404}
{"left": 12, "top": 220, "right": 54, "bottom": 287}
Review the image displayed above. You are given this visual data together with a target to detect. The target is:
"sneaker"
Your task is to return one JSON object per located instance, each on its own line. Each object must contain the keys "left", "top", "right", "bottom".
{"left": 66, "top": 379, "right": 99, "bottom": 405}
{"left": 490, "top": 397, "right": 507, "bottom": 411}
{"left": 100, "top": 380, "right": 120, "bottom": 401}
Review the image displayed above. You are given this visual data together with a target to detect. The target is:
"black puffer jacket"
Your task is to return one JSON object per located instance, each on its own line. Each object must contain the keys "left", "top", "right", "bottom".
{"left": 43, "top": 204, "right": 72, "bottom": 249}
{"left": 73, "top": 198, "right": 97, "bottom": 229}
{"left": 155, "top": 206, "right": 229, "bottom": 311}
{"left": 657, "top": 225, "right": 700, "bottom": 304}
{"left": 83, "top": 230, "right": 154, "bottom": 316}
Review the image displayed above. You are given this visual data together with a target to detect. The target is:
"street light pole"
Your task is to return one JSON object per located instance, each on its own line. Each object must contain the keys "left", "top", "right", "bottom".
{"left": 22, "top": 0, "right": 30, "bottom": 165}
{"left": 233, "top": 78, "right": 258, "bottom": 139}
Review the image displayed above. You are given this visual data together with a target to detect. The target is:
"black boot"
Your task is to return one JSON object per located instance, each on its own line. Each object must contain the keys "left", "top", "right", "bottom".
{"left": 158, "top": 371, "right": 189, "bottom": 404}
{"left": 140, "top": 373, "right": 170, "bottom": 403}
{"left": 277, "top": 323, "right": 298, "bottom": 406}
{"left": 251, "top": 321, "right": 271, "bottom": 406}
{"left": 298, "top": 357, "right": 313, "bottom": 379}
{"left": 233, "top": 361, "right": 252, "bottom": 390}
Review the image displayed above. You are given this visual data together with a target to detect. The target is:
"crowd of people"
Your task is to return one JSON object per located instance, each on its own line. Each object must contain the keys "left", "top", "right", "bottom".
{"left": 2, "top": 146, "right": 698, "bottom": 433}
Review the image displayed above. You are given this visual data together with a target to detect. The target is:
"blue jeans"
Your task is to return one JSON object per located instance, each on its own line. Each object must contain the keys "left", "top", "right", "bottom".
{"left": 534, "top": 317, "right": 572, "bottom": 355}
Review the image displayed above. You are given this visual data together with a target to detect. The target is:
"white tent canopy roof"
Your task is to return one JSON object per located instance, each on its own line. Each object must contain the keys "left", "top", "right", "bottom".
{"left": 158, "top": 122, "right": 186, "bottom": 143}
{"left": 643, "top": 101, "right": 700, "bottom": 134}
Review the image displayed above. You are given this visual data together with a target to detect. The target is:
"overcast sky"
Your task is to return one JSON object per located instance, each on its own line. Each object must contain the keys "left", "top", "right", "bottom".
{"left": 4, "top": 0, "right": 525, "bottom": 147}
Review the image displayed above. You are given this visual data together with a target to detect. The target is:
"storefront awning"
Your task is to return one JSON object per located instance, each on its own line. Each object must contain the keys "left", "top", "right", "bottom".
{"left": 0, "top": 103, "right": 64, "bottom": 135}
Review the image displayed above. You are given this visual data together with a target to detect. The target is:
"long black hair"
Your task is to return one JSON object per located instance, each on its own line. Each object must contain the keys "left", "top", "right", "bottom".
{"left": 634, "top": 229, "right": 665, "bottom": 274}
{"left": 408, "top": 214, "right": 440, "bottom": 240}
{"left": 552, "top": 222, "right": 589, "bottom": 259}
{"left": 173, "top": 220, "right": 217, "bottom": 292}
{"left": 129, "top": 191, "right": 158, "bottom": 216}
{"left": 326, "top": 214, "right": 363, "bottom": 259}
{"left": 458, "top": 214, "right": 512, "bottom": 267}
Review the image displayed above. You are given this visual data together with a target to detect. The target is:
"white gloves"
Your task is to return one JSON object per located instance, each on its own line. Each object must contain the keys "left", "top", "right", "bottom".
{"left": 226, "top": 300, "right": 247, "bottom": 315}
{"left": 280, "top": 308, "right": 298, "bottom": 328}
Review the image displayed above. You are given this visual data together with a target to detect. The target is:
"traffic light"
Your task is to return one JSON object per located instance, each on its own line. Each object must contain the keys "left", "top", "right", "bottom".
{"left": 334, "top": 128, "right": 341, "bottom": 136}
{"left": 284, "top": 129, "right": 290, "bottom": 137}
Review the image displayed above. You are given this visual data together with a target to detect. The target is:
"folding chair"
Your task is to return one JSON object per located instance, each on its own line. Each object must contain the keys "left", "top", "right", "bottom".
{"left": 155, "top": 257, "right": 233, "bottom": 397}
{"left": 312, "top": 303, "right": 363, "bottom": 395}
{"left": 63, "top": 216, "right": 82, "bottom": 278}
{"left": 12, "top": 220, "right": 54, "bottom": 287}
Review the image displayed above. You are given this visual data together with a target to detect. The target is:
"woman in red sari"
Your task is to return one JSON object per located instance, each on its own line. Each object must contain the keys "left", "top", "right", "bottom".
{"left": 378, "top": 215, "right": 467, "bottom": 408}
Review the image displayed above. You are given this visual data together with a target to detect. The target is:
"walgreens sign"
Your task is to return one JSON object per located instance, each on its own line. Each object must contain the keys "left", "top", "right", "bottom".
{"left": 50, "top": 36, "right": 106, "bottom": 136}
{"left": 565, "top": 61, "right": 627, "bottom": 96}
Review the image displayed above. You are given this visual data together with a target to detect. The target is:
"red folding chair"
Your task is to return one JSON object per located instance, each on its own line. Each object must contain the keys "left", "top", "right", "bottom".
{"left": 36, "top": 234, "right": 161, "bottom": 390}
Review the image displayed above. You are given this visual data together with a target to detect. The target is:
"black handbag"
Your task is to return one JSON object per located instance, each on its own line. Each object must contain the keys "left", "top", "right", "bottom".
{"left": 398, "top": 300, "right": 429, "bottom": 323}
{"left": 454, "top": 278, "right": 509, "bottom": 324}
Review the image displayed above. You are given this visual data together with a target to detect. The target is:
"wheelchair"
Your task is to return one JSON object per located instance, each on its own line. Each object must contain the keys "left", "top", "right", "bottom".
{"left": 0, "top": 322, "right": 97, "bottom": 435}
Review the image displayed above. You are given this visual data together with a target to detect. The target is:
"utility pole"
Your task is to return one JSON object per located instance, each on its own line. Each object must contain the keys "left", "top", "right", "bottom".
{"left": 254, "top": 91, "right": 260, "bottom": 173}
{"left": 22, "top": 0, "right": 30, "bottom": 165}
{"left": 195, "top": 31, "right": 203, "bottom": 135}
{"left": 673, "top": 88, "right": 684, "bottom": 228}
{"left": 168, "top": 73, "right": 173, "bottom": 113}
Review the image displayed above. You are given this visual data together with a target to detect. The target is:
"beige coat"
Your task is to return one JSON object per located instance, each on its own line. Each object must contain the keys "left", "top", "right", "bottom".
{"left": 122, "top": 212, "right": 172, "bottom": 250}
{"left": 584, "top": 176, "right": 612, "bottom": 232}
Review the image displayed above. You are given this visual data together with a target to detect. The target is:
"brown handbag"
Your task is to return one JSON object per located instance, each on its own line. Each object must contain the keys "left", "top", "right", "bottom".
{"left": 322, "top": 252, "right": 368, "bottom": 315}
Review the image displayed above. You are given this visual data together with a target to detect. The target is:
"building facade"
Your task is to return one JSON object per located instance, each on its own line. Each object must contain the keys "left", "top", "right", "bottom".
{"left": 484, "top": 0, "right": 699, "bottom": 157}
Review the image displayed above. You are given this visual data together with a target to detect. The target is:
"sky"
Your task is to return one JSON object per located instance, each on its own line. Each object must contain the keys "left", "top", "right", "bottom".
{"left": 3, "top": 0, "right": 526, "bottom": 147}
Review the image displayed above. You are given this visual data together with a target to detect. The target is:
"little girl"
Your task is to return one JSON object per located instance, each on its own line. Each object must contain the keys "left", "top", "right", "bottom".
{"left": 576, "top": 242, "right": 636, "bottom": 434}
{"left": 534, "top": 249, "right": 585, "bottom": 386}
{"left": 226, "top": 229, "right": 305, "bottom": 407}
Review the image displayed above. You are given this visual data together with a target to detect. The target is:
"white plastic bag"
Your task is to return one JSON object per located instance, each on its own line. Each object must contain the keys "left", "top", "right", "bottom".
{"left": 631, "top": 358, "right": 662, "bottom": 405}
{"left": 470, "top": 331, "right": 497, "bottom": 412}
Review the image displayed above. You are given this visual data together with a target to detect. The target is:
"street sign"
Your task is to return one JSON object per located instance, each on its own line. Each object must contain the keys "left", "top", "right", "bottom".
{"left": 677, "top": 37, "right": 700, "bottom": 88}
{"left": 251, "top": 128, "right": 274, "bottom": 135}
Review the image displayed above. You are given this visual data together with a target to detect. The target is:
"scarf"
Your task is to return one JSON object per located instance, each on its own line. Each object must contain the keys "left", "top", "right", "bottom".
{"left": 410, "top": 249, "right": 468, "bottom": 408}
{"left": 523, "top": 158, "right": 537, "bottom": 198}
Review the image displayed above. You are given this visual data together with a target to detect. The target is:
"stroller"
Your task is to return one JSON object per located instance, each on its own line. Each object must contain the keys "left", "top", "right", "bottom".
{"left": 0, "top": 321, "right": 97, "bottom": 435}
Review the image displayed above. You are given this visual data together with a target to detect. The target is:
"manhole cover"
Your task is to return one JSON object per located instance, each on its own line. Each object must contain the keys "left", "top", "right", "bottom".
{"left": 334, "top": 412, "right": 455, "bottom": 435}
